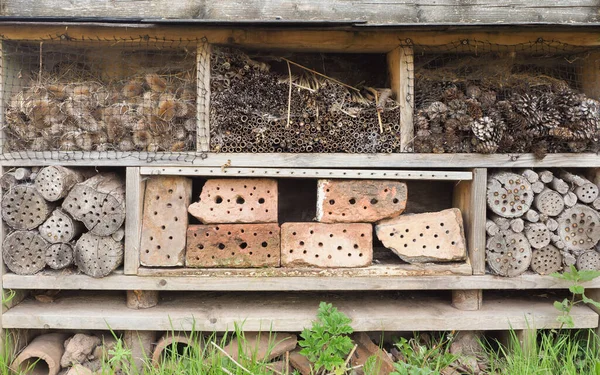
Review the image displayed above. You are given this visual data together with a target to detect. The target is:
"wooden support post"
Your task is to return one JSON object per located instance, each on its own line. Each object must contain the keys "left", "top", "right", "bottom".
{"left": 387, "top": 44, "right": 414, "bottom": 152}
{"left": 585, "top": 289, "right": 600, "bottom": 335}
{"left": 451, "top": 290, "right": 482, "bottom": 311}
{"left": 124, "top": 167, "right": 144, "bottom": 275}
{"left": 498, "top": 329, "right": 537, "bottom": 355}
{"left": 196, "top": 40, "right": 211, "bottom": 152}
{"left": 124, "top": 331, "right": 156, "bottom": 372}
{"left": 126, "top": 290, "right": 159, "bottom": 309}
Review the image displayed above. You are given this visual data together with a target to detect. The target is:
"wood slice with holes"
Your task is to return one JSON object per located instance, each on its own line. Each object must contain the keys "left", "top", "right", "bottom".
{"left": 2, "top": 230, "right": 49, "bottom": 275}
{"left": 575, "top": 183, "right": 599, "bottom": 204}
{"left": 140, "top": 176, "right": 192, "bottom": 267}
{"left": 62, "top": 173, "right": 126, "bottom": 236}
{"left": 525, "top": 223, "right": 551, "bottom": 249}
{"left": 39, "top": 209, "right": 84, "bottom": 244}
{"left": 486, "top": 231, "right": 532, "bottom": 277}
{"left": 74, "top": 232, "right": 123, "bottom": 278}
{"left": 530, "top": 245, "right": 562, "bottom": 275}
{"left": 45, "top": 242, "right": 74, "bottom": 270}
{"left": 576, "top": 250, "right": 600, "bottom": 271}
{"left": 486, "top": 172, "right": 533, "bottom": 218}
{"left": 557, "top": 204, "right": 600, "bottom": 251}
{"left": 34, "top": 166, "right": 89, "bottom": 202}
{"left": 1, "top": 185, "right": 54, "bottom": 230}
{"left": 534, "top": 189, "right": 565, "bottom": 217}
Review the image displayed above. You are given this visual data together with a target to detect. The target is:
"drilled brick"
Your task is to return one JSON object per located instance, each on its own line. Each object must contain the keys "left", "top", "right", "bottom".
{"left": 188, "top": 178, "right": 277, "bottom": 223}
{"left": 186, "top": 224, "right": 280, "bottom": 267}
{"left": 140, "top": 176, "right": 192, "bottom": 267}
{"left": 375, "top": 208, "right": 467, "bottom": 263}
{"left": 316, "top": 179, "right": 407, "bottom": 223}
{"left": 281, "top": 223, "right": 372, "bottom": 268}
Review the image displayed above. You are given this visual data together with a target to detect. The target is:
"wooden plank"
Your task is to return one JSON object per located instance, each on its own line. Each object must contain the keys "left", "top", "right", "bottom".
{"left": 142, "top": 167, "right": 472, "bottom": 180}
{"left": 3, "top": 152, "right": 600, "bottom": 168}
{"left": 388, "top": 45, "right": 414, "bottom": 152}
{"left": 2, "top": 1, "right": 600, "bottom": 25}
{"left": 3, "top": 291, "right": 597, "bottom": 331}
{"left": 196, "top": 41, "right": 210, "bottom": 152}
{"left": 124, "top": 167, "right": 144, "bottom": 275}
{"left": 6, "top": 270, "right": 600, "bottom": 291}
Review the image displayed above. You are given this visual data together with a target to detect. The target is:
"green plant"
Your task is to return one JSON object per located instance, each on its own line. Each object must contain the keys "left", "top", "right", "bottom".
{"left": 551, "top": 265, "right": 600, "bottom": 328}
{"left": 390, "top": 334, "right": 457, "bottom": 375}
{"left": 298, "top": 302, "right": 354, "bottom": 375}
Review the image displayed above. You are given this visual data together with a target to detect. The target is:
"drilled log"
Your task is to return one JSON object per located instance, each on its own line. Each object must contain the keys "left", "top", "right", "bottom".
{"left": 576, "top": 250, "right": 600, "bottom": 271}
{"left": 560, "top": 170, "right": 587, "bottom": 187}
{"left": 13, "top": 168, "right": 31, "bottom": 181}
{"left": 2, "top": 230, "right": 49, "bottom": 275}
{"left": 487, "top": 172, "right": 533, "bottom": 218}
{"left": 530, "top": 245, "right": 562, "bottom": 275}
{"left": 0, "top": 172, "right": 17, "bottom": 190}
{"left": 524, "top": 209, "right": 540, "bottom": 223}
{"left": 518, "top": 169, "right": 539, "bottom": 184}
{"left": 525, "top": 223, "right": 551, "bottom": 249}
{"left": 75, "top": 232, "right": 124, "bottom": 278}
{"left": 45, "top": 243, "right": 74, "bottom": 270}
{"left": 126, "top": 290, "right": 159, "bottom": 309}
{"left": 538, "top": 170, "right": 554, "bottom": 184}
{"left": 531, "top": 181, "right": 544, "bottom": 194}
{"left": 1, "top": 185, "right": 54, "bottom": 230}
{"left": 559, "top": 171, "right": 599, "bottom": 203}
{"left": 564, "top": 191, "right": 578, "bottom": 208}
{"left": 485, "top": 220, "right": 500, "bottom": 236}
{"left": 486, "top": 230, "right": 532, "bottom": 277}
{"left": 39, "top": 208, "right": 84, "bottom": 244}
{"left": 34, "top": 166, "right": 88, "bottom": 202}
{"left": 549, "top": 177, "right": 569, "bottom": 195}
{"left": 557, "top": 204, "right": 600, "bottom": 251}
{"left": 534, "top": 188, "right": 565, "bottom": 217}
{"left": 63, "top": 173, "right": 126, "bottom": 236}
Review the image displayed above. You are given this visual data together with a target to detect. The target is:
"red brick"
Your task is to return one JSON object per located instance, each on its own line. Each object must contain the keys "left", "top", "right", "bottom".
{"left": 316, "top": 179, "right": 407, "bottom": 223}
{"left": 186, "top": 224, "right": 280, "bottom": 267}
{"left": 188, "top": 178, "right": 277, "bottom": 223}
{"left": 140, "top": 176, "right": 192, "bottom": 267}
{"left": 350, "top": 332, "right": 395, "bottom": 375}
{"left": 375, "top": 208, "right": 467, "bottom": 263}
{"left": 281, "top": 223, "right": 372, "bottom": 268}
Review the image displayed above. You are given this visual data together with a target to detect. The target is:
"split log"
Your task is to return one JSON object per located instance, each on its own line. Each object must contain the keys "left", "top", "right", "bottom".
{"left": 63, "top": 173, "right": 126, "bottom": 236}
{"left": 75, "top": 232, "right": 124, "bottom": 278}
{"left": 34, "top": 166, "right": 89, "bottom": 202}
{"left": 486, "top": 172, "right": 533, "bottom": 218}
{"left": 557, "top": 204, "right": 600, "bottom": 251}
{"left": 1, "top": 185, "right": 54, "bottom": 230}
{"left": 510, "top": 218, "right": 524, "bottom": 233}
{"left": 525, "top": 223, "right": 551, "bottom": 249}
{"left": 563, "top": 191, "right": 578, "bottom": 208}
{"left": 45, "top": 243, "right": 74, "bottom": 270}
{"left": 518, "top": 169, "right": 539, "bottom": 183}
{"left": 546, "top": 218, "right": 559, "bottom": 232}
{"left": 0, "top": 172, "right": 17, "bottom": 190}
{"left": 126, "top": 290, "right": 159, "bottom": 309}
{"left": 531, "top": 181, "right": 544, "bottom": 194}
{"left": 549, "top": 177, "right": 569, "bottom": 194}
{"left": 524, "top": 209, "right": 539, "bottom": 223}
{"left": 576, "top": 250, "right": 600, "bottom": 271}
{"left": 530, "top": 245, "right": 562, "bottom": 275}
{"left": 490, "top": 214, "right": 510, "bottom": 230}
{"left": 538, "top": 169, "right": 554, "bottom": 184}
{"left": 534, "top": 189, "right": 565, "bottom": 217}
{"left": 2, "top": 230, "right": 49, "bottom": 275}
{"left": 486, "top": 220, "right": 500, "bottom": 236}
{"left": 486, "top": 230, "right": 532, "bottom": 277}
{"left": 39, "top": 208, "right": 84, "bottom": 244}
{"left": 13, "top": 168, "right": 31, "bottom": 181}
{"left": 562, "top": 251, "right": 576, "bottom": 266}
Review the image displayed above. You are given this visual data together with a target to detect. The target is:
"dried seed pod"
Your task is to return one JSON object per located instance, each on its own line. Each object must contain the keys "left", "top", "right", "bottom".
{"left": 145, "top": 73, "right": 168, "bottom": 92}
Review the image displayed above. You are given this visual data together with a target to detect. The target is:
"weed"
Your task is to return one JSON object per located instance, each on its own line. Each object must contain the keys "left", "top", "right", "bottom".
{"left": 391, "top": 333, "right": 457, "bottom": 375}
{"left": 551, "top": 265, "right": 600, "bottom": 328}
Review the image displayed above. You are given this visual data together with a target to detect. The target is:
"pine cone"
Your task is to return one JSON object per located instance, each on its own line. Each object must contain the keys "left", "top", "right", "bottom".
{"left": 471, "top": 116, "right": 496, "bottom": 141}
{"left": 473, "top": 139, "right": 498, "bottom": 154}
{"left": 424, "top": 101, "right": 448, "bottom": 122}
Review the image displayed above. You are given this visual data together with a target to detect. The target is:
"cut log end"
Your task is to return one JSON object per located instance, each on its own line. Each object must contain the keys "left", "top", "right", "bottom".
{"left": 39, "top": 209, "right": 84, "bottom": 244}
{"left": 557, "top": 204, "right": 600, "bottom": 251}
{"left": 576, "top": 250, "right": 600, "bottom": 271}
{"left": 75, "top": 232, "right": 124, "bottom": 278}
{"left": 486, "top": 172, "right": 533, "bottom": 218}
{"left": 45, "top": 243, "right": 74, "bottom": 270}
{"left": 486, "top": 231, "right": 532, "bottom": 277}
{"left": 1, "top": 185, "right": 54, "bottom": 230}
{"left": 530, "top": 245, "right": 562, "bottom": 275}
{"left": 3, "top": 230, "right": 49, "bottom": 275}
{"left": 126, "top": 290, "right": 159, "bottom": 310}
{"left": 34, "top": 166, "right": 87, "bottom": 202}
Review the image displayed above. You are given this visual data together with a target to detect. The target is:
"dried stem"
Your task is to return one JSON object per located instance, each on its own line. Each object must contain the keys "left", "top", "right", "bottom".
{"left": 281, "top": 57, "right": 360, "bottom": 92}
{"left": 287, "top": 60, "right": 292, "bottom": 128}
{"left": 210, "top": 342, "right": 254, "bottom": 375}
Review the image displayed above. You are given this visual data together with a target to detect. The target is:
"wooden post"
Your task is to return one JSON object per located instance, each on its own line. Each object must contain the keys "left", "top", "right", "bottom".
{"left": 196, "top": 40, "right": 211, "bottom": 152}
{"left": 387, "top": 44, "right": 413, "bottom": 152}
{"left": 126, "top": 290, "right": 159, "bottom": 309}
{"left": 124, "top": 167, "right": 144, "bottom": 275}
{"left": 124, "top": 331, "right": 156, "bottom": 372}
{"left": 452, "top": 290, "right": 482, "bottom": 311}
{"left": 498, "top": 329, "right": 537, "bottom": 355}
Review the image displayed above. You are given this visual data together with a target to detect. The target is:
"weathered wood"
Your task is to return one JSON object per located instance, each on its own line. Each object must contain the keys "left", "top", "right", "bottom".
{"left": 1, "top": 185, "right": 54, "bottom": 230}
{"left": 562, "top": 250, "right": 576, "bottom": 265}
{"left": 486, "top": 220, "right": 500, "bottom": 236}
{"left": 62, "top": 173, "right": 126, "bottom": 236}
{"left": 2, "top": 230, "right": 49, "bottom": 275}
{"left": 531, "top": 181, "right": 545, "bottom": 194}
{"left": 524, "top": 209, "right": 540, "bottom": 223}
{"left": 124, "top": 167, "right": 143, "bottom": 275}
{"left": 545, "top": 218, "right": 559, "bottom": 232}
{"left": 538, "top": 170, "right": 554, "bottom": 184}
{"left": 490, "top": 215, "right": 510, "bottom": 231}
{"left": 564, "top": 191, "right": 578, "bottom": 207}
{"left": 124, "top": 331, "right": 156, "bottom": 372}
{"left": 388, "top": 45, "right": 413, "bottom": 152}
{"left": 525, "top": 223, "right": 551, "bottom": 249}
{"left": 530, "top": 245, "right": 562, "bottom": 275}
{"left": 34, "top": 166, "right": 88, "bottom": 202}
{"left": 519, "top": 169, "right": 539, "bottom": 184}
{"left": 510, "top": 218, "right": 525, "bottom": 233}
{"left": 452, "top": 290, "right": 482, "bottom": 311}
{"left": 196, "top": 41, "right": 210, "bottom": 152}
{"left": 487, "top": 172, "right": 532, "bottom": 218}
{"left": 534, "top": 188, "right": 565, "bottom": 217}
{"left": 111, "top": 227, "right": 125, "bottom": 242}
{"left": 560, "top": 170, "right": 599, "bottom": 203}
{"left": 557, "top": 204, "right": 600, "bottom": 251}
{"left": 4, "top": 292, "right": 597, "bottom": 331}
{"left": 45, "top": 243, "right": 74, "bottom": 270}
{"left": 576, "top": 250, "right": 600, "bottom": 271}
{"left": 0, "top": 172, "right": 17, "bottom": 191}
{"left": 549, "top": 177, "right": 569, "bottom": 195}
{"left": 486, "top": 230, "right": 532, "bottom": 277}
{"left": 126, "top": 290, "right": 159, "bottom": 309}
{"left": 74, "top": 232, "right": 123, "bottom": 278}
{"left": 39, "top": 208, "right": 84, "bottom": 244}
{"left": 593, "top": 197, "right": 600, "bottom": 211}
{"left": 13, "top": 168, "right": 30, "bottom": 181}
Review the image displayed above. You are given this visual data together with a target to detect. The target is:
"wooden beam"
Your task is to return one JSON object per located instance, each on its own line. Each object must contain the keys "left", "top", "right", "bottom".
{"left": 124, "top": 167, "right": 144, "bottom": 275}
{"left": 3, "top": 292, "right": 597, "bottom": 332}
{"left": 196, "top": 41, "right": 211, "bottom": 152}
{"left": 388, "top": 45, "right": 414, "bottom": 152}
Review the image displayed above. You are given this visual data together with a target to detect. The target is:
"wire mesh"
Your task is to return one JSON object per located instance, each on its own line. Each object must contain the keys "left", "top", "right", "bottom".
{"left": 0, "top": 36, "right": 200, "bottom": 162}
{"left": 413, "top": 39, "right": 600, "bottom": 155}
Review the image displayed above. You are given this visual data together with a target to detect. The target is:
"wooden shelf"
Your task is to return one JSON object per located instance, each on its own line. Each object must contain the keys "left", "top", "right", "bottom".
{"left": 5, "top": 270, "right": 600, "bottom": 291}
{"left": 3, "top": 292, "right": 597, "bottom": 332}
{"left": 2, "top": 152, "right": 599, "bottom": 168}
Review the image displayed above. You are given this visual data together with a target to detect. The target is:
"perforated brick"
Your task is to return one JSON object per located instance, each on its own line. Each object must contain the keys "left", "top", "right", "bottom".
{"left": 140, "top": 176, "right": 192, "bottom": 267}
{"left": 316, "top": 179, "right": 407, "bottom": 223}
{"left": 376, "top": 208, "right": 467, "bottom": 263}
{"left": 186, "top": 224, "right": 280, "bottom": 267}
{"left": 281, "top": 223, "right": 372, "bottom": 268}
{"left": 188, "top": 178, "right": 277, "bottom": 223}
